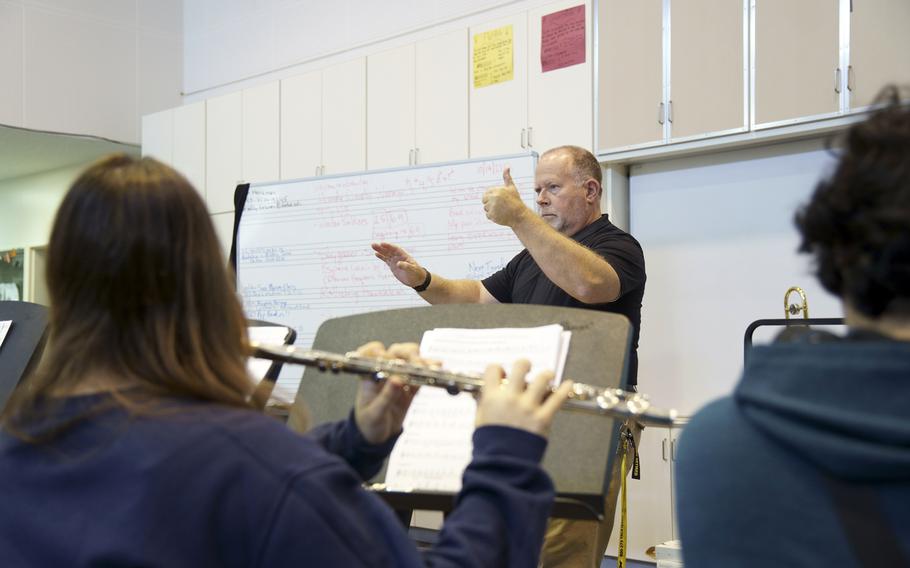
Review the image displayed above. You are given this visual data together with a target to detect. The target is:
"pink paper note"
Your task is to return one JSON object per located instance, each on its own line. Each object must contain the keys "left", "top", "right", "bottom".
{"left": 540, "top": 4, "right": 586, "bottom": 73}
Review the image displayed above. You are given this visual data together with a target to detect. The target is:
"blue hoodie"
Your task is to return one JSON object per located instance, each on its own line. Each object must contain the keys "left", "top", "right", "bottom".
{"left": 0, "top": 396, "right": 554, "bottom": 567}
{"left": 676, "top": 332, "right": 910, "bottom": 567}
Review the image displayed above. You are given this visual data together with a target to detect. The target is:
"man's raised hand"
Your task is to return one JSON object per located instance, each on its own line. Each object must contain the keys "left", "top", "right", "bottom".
{"left": 371, "top": 242, "right": 427, "bottom": 288}
{"left": 482, "top": 167, "right": 531, "bottom": 228}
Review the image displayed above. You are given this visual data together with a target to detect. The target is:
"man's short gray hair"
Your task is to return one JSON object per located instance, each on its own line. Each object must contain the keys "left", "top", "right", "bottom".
{"left": 541, "top": 146, "right": 603, "bottom": 190}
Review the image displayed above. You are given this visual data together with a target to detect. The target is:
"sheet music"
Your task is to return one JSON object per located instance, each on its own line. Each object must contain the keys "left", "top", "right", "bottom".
{"left": 246, "top": 326, "right": 295, "bottom": 402}
{"left": 0, "top": 320, "right": 11, "bottom": 351}
{"left": 384, "top": 325, "right": 570, "bottom": 492}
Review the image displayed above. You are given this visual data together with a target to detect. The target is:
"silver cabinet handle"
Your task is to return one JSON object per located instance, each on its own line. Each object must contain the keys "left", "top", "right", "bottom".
{"left": 668, "top": 100, "right": 673, "bottom": 123}
{"left": 315, "top": 166, "right": 320, "bottom": 176}
{"left": 527, "top": 126, "right": 534, "bottom": 148}
{"left": 409, "top": 149, "right": 414, "bottom": 165}
{"left": 847, "top": 65, "right": 855, "bottom": 92}
{"left": 520, "top": 128, "right": 527, "bottom": 149}
{"left": 835, "top": 67, "right": 842, "bottom": 94}
{"left": 662, "top": 437, "right": 668, "bottom": 461}
{"left": 670, "top": 438, "right": 677, "bottom": 461}
{"left": 414, "top": 147, "right": 419, "bottom": 165}
{"left": 320, "top": 165, "right": 325, "bottom": 176}
{"left": 658, "top": 102, "right": 665, "bottom": 125}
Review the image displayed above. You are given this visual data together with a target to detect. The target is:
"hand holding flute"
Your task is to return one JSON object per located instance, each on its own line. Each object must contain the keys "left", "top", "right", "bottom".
{"left": 348, "top": 341, "right": 572, "bottom": 445}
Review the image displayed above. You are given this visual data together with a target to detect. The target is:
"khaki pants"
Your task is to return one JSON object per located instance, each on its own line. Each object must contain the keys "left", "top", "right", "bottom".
{"left": 540, "top": 420, "right": 643, "bottom": 568}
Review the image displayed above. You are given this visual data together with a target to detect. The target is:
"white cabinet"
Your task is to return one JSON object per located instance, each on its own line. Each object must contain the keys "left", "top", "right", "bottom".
{"left": 205, "top": 92, "right": 242, "bottom": 214}
{"left": 669, "top": 0, "right": 747, "bottom": 141}
{"left": 470, "top": 0, "right": 592, "bottom": 158}
{"left": 172, "top": 101, "right": 206, "bottom": 198}
{"left": 367, "top": 45, "right": 416, "bottom": 170}
{"left": 322, "top": 58, "right": 366, "bottom": 175}
{"left": 242, "top": 81, "right": 280, "bottom": 184}
{"left": 527, "top": 0, "right": 593, "bottom": 153}
{"left": 598, "top": 0, "right": 663, "bottom": 151}
{"left": 753, "top": 0, "right": 840, "bottom": 128}
{"left": 141, "top": 103, "right": 206, "bottom": 199}
{"left": 281, "top": 58, "right": 366, "bottom": 178}
{"left": 599, "top": 0, "right": 747, "bottom": 152}
{"left": 848, "top": 0, "right": 910, "bottom": 109}
{"left": 141, "top": 108, "right": 174, "bottom": 163}
{"left": 470, "top": 12, "right": 529, "bottom": 157}
{"left": 281, "top": 71, "right": 323, "bottom": 180}
{"left": 367, "top": 30, "right": 471, "bottom": 169}
{"left": 415, "top": 30, "right": 470, "bottom": 165}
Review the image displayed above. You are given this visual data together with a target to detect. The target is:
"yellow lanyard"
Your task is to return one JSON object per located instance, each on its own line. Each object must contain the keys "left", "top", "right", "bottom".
{"left": 617, "top": 437, "right": 629, "bottom": 568}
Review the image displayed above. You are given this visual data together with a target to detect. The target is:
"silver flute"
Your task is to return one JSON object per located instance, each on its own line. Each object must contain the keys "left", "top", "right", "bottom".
{"left": 251, "top": 342, "right": 679, "bottom": 427}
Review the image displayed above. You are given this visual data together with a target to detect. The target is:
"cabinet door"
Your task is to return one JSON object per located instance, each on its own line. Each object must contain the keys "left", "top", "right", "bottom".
{"left": 528, "top": 0, "right": 593, "bottom": 153}
{"left": 754, "top": 0, "right": 840, "bottom": 127}
{"left": 604, "top": 427, "right": 674, "bottom": 562}
{"left": 469, "top": 13, "right": 528, "bottom": 158}
{"left": 849, "top": 0, "right": 910, "bottom": 109}
{"left": 172, "top": 101, "right": 206, "bottom": 198}
{"left": 242, "top": 81, "right": 280, "bottom": 184}
{"left": 281, "top": 71, "right": 323, "bottom": 180}
{"left": 205, "top": 92, "right": 242, "bottom": 214}
{"left": 416, "top": 29, "right": 469, "bottom": 164}
{"left": 322, "top": 58, "right": 366, "bottom": 175}
{"left": 367, "top": 44, "right": 415, "bottom": 170}
{"left": 141, "top": 108, "right": 173, "bottom": 164}
{"left": 598, "top": 0, "right": 664, "bottom": 152}
{"left": 670, "top": 0, "right": 747, "bottom": 141}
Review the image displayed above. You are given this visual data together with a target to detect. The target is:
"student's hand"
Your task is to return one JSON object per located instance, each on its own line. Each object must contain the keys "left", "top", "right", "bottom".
{"left": 475, "top": 359, "right": 573, "bottom": 438}
{"left": 352, "top": 341, "right": 422, "bottom": 444}
{"left": 482, "top": 168, "right": 532, "bottom": 228}
{"left": 371, "top": 242, "right": 428, "bottom": 288}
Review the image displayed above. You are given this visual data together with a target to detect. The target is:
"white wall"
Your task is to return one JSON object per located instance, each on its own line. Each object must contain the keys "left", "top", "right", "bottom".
{"left": 0, "top": 162, "right": 87, "bottom": 249}
{"left": 630, "top": 137, "right": 844, "bottom": 415}
{"left": 183, "top": 0, "right": 558, "bottom": 100}
{"left": 0, "top": 0, "right": 183, "bottom": 143}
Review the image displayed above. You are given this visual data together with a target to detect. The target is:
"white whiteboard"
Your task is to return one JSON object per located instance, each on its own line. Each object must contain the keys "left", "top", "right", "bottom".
{"left": 236, "top": 154, "right": 538, "bottom": 395}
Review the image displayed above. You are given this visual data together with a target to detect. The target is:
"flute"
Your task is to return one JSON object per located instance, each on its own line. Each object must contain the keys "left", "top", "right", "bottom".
{"left": 251, "top": 342, "right": 679, "bottom": 427}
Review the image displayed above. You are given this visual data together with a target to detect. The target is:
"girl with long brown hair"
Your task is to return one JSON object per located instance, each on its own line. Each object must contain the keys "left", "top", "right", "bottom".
{"left": 0, "top": 154, "right": 571, "bottom": 567}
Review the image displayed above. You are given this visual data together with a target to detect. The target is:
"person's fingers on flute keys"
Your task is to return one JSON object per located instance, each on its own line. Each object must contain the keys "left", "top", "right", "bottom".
{"left": 538, "top": 379, "right": 575, "bottom": 430}
{"left": 523, "top": 368, "right": 554, "bottom": 404}
{"left": 508, "top": 359, "right": 532, "bottom": 394}
{"left": 354, "top": 341, "right": 386, "bottom": 358}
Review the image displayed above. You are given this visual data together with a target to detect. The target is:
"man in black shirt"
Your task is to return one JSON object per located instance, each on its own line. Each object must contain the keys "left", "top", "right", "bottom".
{"left": 373, "top": 145, "right": 645, "bottom": 385}
{"left": 373, "top": 145, "right": 646, "bottom": 567}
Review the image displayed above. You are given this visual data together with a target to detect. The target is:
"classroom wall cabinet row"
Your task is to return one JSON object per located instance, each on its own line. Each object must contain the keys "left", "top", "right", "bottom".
{"left": 142, "top": 0, "right": 592, "bottom": 215}
{"left": 597, "top": 0, "right": 910, "bottom": 154}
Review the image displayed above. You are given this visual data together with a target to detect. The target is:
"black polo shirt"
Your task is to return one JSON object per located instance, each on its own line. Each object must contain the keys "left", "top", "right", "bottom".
{"left": 481, "top": 214, "right": 646, "bottom": 386}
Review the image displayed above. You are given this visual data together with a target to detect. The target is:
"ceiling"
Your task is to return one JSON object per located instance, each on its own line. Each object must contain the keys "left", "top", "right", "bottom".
{"left": 0, "top": 125, "right": 139, "bottom": 182}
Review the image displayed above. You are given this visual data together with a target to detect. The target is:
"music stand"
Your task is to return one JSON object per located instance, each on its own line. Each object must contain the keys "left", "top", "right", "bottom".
{"left": 0, "top": 301, "right": 49, "bottom": 411}
{"left": 286, "top": 304, "right": 632, "bottom": 520}
{"left": 247, "top": 319, "right": 296, "bottom": 418}
{"left": 743, "top": 317, "right": 845, "bottom": 364}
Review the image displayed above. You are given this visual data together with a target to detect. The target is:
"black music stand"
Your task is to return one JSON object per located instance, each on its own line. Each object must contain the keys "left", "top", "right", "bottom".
{"left": 247, "top": 319, "right": 297, "bottom": 382}
{"left": 286, "top": 304, "right": 632, "bottom": 520}
{"left": 247, "top": 319, "right": 296, "bottom": 419}
{"left": 0, "top": 301, "right": 49, "bottom": 411}
{"left": 743, "top": 317, "right": 845, "bottom": 364}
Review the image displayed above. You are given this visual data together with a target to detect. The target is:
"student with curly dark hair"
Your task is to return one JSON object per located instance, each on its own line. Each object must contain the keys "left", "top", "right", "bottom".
{"left": 0, "top": 154, "right": 573, "bottom": 567}
{"left": 676, "top": 86, "right": 910, "bottom": 567}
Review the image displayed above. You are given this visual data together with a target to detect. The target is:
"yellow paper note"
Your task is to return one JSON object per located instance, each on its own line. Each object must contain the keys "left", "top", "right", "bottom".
{"left": 473, "top": 25, "right": 514, "bottom": 88}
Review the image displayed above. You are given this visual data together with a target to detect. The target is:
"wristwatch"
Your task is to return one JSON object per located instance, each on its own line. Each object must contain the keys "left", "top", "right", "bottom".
{"left": 413, "top": 269, "right": 432, "bottom": 292}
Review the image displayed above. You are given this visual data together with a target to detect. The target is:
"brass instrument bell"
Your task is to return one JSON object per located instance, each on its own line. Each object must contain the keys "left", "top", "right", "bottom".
{"left": 784, "top": 286, "right": 809, "bottom": 319}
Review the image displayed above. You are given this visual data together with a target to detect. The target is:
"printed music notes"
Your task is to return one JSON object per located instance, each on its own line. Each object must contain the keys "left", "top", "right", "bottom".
{"left": 384, "top": 324, "right": 570, "bottom": 492}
